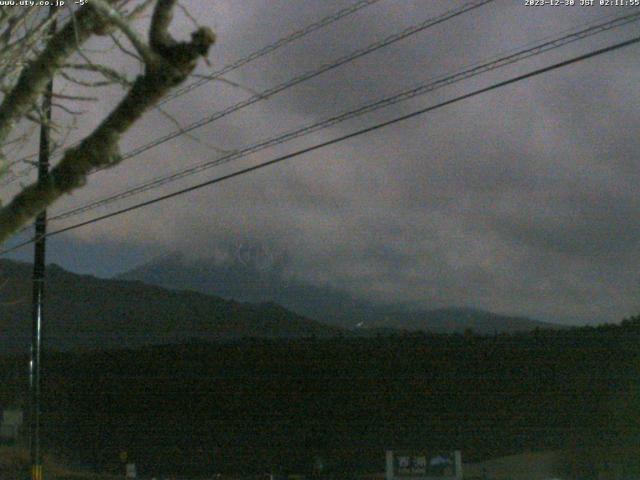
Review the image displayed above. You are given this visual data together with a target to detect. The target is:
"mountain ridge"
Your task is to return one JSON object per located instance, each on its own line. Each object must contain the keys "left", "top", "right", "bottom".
{"left": 0, "top": 259, "right": 343, "bottom": 353}
{"left": 118, "top": 251, "right": 563, "bottom": 334}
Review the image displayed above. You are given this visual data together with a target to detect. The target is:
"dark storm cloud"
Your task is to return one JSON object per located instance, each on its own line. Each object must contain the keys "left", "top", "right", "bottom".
{"left": 33, "top": 0, "right": 640, "bottom": 324}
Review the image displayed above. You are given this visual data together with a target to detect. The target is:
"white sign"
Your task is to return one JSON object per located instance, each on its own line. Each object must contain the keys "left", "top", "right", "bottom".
{"left": 386, "top": 450, "right": 462, "bottom": 480}
{"left": 125, "top": 463, "right": 137, "bottom": 478}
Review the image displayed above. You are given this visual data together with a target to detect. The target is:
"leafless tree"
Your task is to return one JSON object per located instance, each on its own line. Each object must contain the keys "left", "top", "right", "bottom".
{"left": 0, "top": 0, "right": 215, "bottom": 245}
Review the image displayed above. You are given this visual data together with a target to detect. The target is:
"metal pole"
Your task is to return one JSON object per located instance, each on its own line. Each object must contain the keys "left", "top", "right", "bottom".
{"left": 30, "top": 7, "right": 56, "bottom": 480}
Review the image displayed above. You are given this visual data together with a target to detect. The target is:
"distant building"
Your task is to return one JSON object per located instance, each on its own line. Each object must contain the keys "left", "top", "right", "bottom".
{"left": 0, "top": 407, "right": 24, "bottom": 442}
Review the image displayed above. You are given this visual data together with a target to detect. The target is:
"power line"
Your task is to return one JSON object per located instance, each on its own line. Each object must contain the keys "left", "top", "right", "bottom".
{"left": 1, "top": 0, "right": 383, "bottom": 180}
{"left": 2, "top": 33, "right": 638, "bottom": 257}
{"left": 45, "top": 10, "right": 640, "bottom": 223}
{"left": 118, "top": 0, "right": 494, "bottom": 161}
{"left": 3, "top": 0, "right": 493, "bottom": 185}
{"left": 158, "top": 0, "right": 384, "bottom": 106}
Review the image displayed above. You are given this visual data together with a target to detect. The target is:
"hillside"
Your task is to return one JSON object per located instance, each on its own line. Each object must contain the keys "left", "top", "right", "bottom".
{"left": 118, "top": 252, "right": 563, "bottom": 333}
{"left": 358, "top": 306, "right": 560, "bottom": 334}
{"left": 0, "top": 259, "right": 343, "bottom": 353}
{"left": 1, "top": 322, "right": 638, "bottom": 477}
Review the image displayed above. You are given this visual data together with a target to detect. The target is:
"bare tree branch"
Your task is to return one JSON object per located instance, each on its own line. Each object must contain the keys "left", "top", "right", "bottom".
{"left": 0, "top": 0, "right": 215, "bottom": 244}
{"left": 154, "top": 104, "right": 230, "bottom": 155}
{"left": 0, "top": 4, "right": 111, "bottom": 155}
{"left": 109, "top": 31, "right": 144, "bottom": 63}
{"left": 89, "top": 0, "right": 158, "bottom": 66}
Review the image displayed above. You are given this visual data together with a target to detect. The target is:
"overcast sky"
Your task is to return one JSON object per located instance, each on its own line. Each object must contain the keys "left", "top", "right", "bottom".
{"left": 2, "top": 0, "right": 640, "bottom": 325}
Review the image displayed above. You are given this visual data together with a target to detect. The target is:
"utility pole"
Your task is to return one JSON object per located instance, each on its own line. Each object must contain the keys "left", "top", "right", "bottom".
{"left": 30, "top": 7, "right": 56, "bottom": 480}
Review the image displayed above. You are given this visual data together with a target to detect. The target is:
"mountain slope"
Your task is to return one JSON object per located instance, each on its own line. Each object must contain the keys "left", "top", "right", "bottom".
{"left": 118, "top": 251, "right": 382, "bottom": 327}
{"left": 358, "top": 307, "right": 558, "bottom": 334}
{"left": 0, "top": 259, "right": 343, "bottom": 353}
{"left": 118, "top": 252, "right": 562, "bottom": 334}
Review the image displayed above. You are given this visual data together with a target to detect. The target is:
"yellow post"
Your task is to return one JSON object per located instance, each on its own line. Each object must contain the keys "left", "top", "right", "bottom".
{"left": 31, "top": 464, "right": 43, "bottom": 480}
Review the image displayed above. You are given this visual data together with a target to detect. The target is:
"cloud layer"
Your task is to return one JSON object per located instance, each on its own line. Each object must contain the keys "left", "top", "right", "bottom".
{"left": 5, "top": 0, "right": 639, "bottom": 324}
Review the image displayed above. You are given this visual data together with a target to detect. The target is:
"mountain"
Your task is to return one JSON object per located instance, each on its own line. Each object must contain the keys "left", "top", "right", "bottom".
{"left": 0, "top": 259, "right": 344, "bottom": 353}
{"left": 356, "top": 306, "right": 559, "bottom": 334}
{"left": 118, "top": 251, "right": 562, "bottom": 334}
